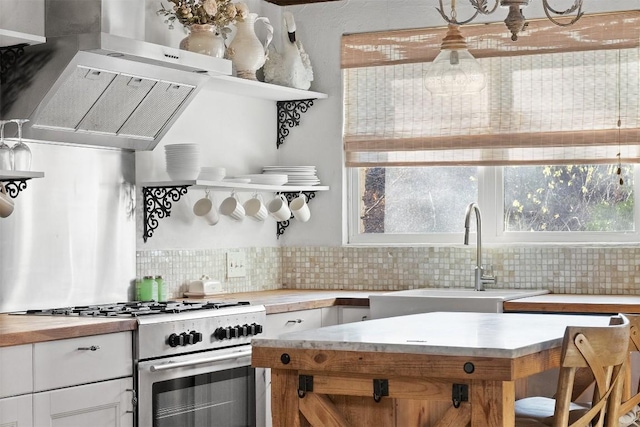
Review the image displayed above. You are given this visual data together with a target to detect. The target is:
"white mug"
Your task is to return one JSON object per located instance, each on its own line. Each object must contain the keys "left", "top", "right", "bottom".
{"left": 290, "top": 193, "right": 310, "bottom": 222}
{"left": 0, "top": 183, "right": 14, "bottom": 218}
{"left": 193, "top": 190, "right": 219, "bottom": 226}
{"left": 244, "top": 193, "right": 268, "bottom": 221}
{"left": 268, "top": 194, "right": 291, "bottom": 222}
{"left": 220, "top": 191, "right": 245, "bottom": 221}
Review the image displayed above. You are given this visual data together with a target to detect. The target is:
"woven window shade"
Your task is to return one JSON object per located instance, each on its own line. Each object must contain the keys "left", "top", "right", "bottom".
{"left": 342, "top": 12, "right": 640, "bottom": 167}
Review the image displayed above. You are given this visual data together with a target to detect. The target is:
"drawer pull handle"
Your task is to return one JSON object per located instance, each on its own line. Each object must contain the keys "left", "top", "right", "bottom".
{"left": 126, "top": 388, "right": 138, "bottom": 411}
{"left": 77, "top": 345, "right": 101, "bottom": 351}
{"left": 286, "top": 319, "right": 303, "bottom": 324}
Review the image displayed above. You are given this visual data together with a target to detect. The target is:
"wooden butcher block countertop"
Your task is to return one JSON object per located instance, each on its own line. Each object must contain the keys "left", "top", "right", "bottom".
{"left": 0, "top": 290, "right": 377, "bottom": 347}
{"left": 504, "top": 294, "right": 640, "bottom": 314}
{"left": 183, "top": 289, "right": 378, "bottom": 314}
{"left": 0, "top": 315, "right": 137, "bottom": 347}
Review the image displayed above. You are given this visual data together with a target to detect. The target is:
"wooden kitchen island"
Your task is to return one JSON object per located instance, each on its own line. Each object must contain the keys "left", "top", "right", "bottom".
{"left": 251, "top": 311, "right": 611, "bottom": 427}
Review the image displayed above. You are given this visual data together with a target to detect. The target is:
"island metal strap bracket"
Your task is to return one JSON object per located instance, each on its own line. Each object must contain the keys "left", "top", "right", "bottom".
{"left": 373, "top": 379, "right": 389, "bottom": 403}
{"left": 452, "top": 384, "right": 469, "bottom": 408}
{"left": 275, "top": 191, "right": 317, "bottom": 238}
{"left": 1, "top": 179, "right": 29, "bottom": 198}
{"left": 142, "top": 185, "right": 190, "bottom": 242}
{"left": 276, "top": 99, "right": 315, "bottom": 148}
{"left": 298, "top": 374, "right": 314, "bottom": 398}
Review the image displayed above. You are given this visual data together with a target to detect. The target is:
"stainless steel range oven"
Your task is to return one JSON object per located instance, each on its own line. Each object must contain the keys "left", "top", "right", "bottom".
{"left": 20, "top": 301, "right": 267, "bottom": 427}
{"left": 134, "top": 302, "right": 266, "bottom": 427}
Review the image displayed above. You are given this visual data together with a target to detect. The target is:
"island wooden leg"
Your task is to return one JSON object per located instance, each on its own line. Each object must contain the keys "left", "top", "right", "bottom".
{"left": 470, "top": 380, "right": 515, "bottom": 427}
{"left": 271, "top": 368, "right": 301, "bottom": 427}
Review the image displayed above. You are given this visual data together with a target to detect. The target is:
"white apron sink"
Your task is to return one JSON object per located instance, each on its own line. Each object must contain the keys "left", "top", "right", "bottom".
{"left": 369, "top": 288, "right": 550, "bottom": 319}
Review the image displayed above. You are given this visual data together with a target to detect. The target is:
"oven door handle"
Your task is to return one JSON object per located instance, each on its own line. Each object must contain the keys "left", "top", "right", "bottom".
{"left": 149, "top": 349, "right": 252, "bottom": 372}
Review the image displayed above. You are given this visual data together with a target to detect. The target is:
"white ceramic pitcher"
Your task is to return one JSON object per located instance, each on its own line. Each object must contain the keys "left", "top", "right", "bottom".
{"left": 228, "top": 12, "right": 274, "bottom": 80}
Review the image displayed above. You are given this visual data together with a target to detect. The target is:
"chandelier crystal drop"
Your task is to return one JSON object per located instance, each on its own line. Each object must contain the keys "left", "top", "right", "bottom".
{"left": 424, "top": 24, "right": 486, "bottom": 95}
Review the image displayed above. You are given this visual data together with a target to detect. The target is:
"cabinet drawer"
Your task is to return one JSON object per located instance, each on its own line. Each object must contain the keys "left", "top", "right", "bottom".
{"left": 265, "top": 310, "right": 323, "bottom": 338}
{"left": 339, "top": 307, "right": 370, "bottom": 323}
{"left": 34, "top": 332, "right": 132, "bottom": 392}
{"left": 0, "top": 344, "right": 33, "bottom": 398}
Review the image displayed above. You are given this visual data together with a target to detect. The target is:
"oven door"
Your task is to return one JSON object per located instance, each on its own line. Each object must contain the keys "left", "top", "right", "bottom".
{"left": 138, "top": 345, "right": 264, "bottom": 427}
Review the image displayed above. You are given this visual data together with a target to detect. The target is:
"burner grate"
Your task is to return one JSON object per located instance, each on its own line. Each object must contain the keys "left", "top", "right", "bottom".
{"left": 21, "top": 300, "right": 252, "bottom": 317}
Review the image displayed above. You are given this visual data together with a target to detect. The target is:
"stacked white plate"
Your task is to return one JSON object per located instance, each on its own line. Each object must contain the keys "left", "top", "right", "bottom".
{"left": 165, "top": 144, "right": 200, "bottom": 181}
{"left": 199, "top": 166, "right": 226, "bottom": 182}
{"left": 262, "top": 166, "right": 321, "bottom": 186}
{"left": 237, "top": 174, "right": 288, "bottom": 185}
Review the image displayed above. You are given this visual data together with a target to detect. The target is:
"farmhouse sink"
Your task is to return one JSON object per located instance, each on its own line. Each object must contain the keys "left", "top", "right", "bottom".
{"left": 369, "top": 288, "right": 550, "bottom": 319}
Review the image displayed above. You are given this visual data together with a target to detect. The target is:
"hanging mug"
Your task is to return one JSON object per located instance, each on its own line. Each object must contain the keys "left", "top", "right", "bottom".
{"left": 244, "top": 193, "right": 268, "bottom": 221}
{"left": 268, "top": 194, "right": 291, "bottom": 222}
{"left": 220, "top": 190, "right": 245, "bottom": 221}
{"left": 193, "top": 189, "right": 219, "bottom": 226}
{"left": 0, "top": 183, "right": 14, "bottom": 218}
{"left": 290, "top": 192, "right": 310, "bottom": 222}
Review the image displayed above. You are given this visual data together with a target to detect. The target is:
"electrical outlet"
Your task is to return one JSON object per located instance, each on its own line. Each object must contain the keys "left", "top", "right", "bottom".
{"left": 226, "top": 251, "right": 247, "bottom": 278}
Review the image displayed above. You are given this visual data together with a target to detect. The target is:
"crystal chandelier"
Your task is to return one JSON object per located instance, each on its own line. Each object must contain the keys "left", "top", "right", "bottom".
{"left": 436, "top": 0, "right": 585, "bottom": 41}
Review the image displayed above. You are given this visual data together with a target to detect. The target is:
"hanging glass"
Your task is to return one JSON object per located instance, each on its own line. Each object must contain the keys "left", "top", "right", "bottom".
{"left": 0, "top": 120, "right": 12, "bottom": 170}
{"left": 11, "top": 119, "right": 31, "bottom": 171}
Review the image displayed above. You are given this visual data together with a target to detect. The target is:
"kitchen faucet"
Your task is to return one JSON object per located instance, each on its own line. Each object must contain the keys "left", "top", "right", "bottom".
{"left": 463, "top": 202, "right": 497, "bottom": 291}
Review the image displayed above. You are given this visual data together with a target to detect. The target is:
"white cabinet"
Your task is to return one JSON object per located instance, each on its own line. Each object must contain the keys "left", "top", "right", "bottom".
{"left": 0, "top": 394, "right": 33, "bottom": 426}
{"left": 0, "top": 344, "right": 33, "bottom": 398}
{"left": 264, "top": 307, "right": 338, "bottom": 338}
{"left": 338, "top": 306, "right": 370, "bottom": 323}
{"left": 0, "top": 331, "right": 134, "bottom": 427}
{"left": 261, "top": 305, "right": 365, "bottom": 427}
{"left": 33, "top": 332, "right": 132, "bottom": 392}
{"left": 33, "top": 377, "right": 133, "bottom": 427}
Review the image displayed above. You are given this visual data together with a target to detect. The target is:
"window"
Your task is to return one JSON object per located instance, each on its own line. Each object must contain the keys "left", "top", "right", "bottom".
{"left": 343, "top": 12, "right": 640, "bottom": 245}
{"left": 348, "top": 165, "right": 639, "bottom": 244}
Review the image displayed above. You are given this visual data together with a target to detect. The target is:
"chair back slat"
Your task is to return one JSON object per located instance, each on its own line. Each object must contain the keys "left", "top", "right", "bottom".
{"left": 551, "top": 315, "right": 630, "bottom": 427}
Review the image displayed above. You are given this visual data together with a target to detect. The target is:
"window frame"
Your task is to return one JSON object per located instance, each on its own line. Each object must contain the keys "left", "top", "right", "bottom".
{"left": 347, "top": 165, "right": 640, "bottom": 246}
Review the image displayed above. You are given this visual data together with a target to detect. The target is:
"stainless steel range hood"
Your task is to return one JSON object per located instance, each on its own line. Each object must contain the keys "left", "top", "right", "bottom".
{"left": 0, "top": 1, "right": 231, "bottom": 151}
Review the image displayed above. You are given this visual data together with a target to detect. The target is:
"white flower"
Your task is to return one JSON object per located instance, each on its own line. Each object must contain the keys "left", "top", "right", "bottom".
{"left": 203, "top": 0, "right": 217, "bottom": 16}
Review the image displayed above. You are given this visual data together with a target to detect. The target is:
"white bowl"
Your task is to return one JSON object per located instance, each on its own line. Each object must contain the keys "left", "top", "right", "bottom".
{"left": 167, "top": 170, "right": 200, "bottom": 181}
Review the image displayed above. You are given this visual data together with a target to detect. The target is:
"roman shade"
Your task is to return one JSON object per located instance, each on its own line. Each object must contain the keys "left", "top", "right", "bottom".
{"left": 342, "top": 12, "right": 640, "bottom": 167}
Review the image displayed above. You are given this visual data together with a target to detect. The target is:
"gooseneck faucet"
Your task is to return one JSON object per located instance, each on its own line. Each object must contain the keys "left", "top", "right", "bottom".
{"left": 463, "top": 202, "right": 496, "bottom": 291}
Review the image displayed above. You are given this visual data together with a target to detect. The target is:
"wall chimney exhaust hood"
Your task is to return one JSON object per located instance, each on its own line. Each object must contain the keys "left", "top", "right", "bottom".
{"left": 1, "top": 1, "right": 231, "bottom": 151}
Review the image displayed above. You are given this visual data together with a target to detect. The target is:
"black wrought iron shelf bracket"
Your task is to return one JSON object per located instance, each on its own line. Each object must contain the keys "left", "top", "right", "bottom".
{"left": 277, "top": 99, "right": 315, "bottom": 149}
{"left": 0, "top": 179, "right": 30, "bottom": 198}
{"left": 0, "top": 43, "right": 28, "bottom": 84}
{"left": 275, "top": 191, "right": 317, "bottom": 238}
{"left": 142, "top": 185, "right": 190, "bottom": 243}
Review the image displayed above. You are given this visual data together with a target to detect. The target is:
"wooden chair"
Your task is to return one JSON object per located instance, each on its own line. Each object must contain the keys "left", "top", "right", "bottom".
{"left": 619, "top": 313, "right": 640, "bottom": 420}
{"left": 514, "top": 314, "right": 630, "bottom": 427}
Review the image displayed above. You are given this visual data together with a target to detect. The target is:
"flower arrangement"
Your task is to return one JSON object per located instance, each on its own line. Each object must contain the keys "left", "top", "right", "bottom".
{"left": 158, "top": 0, "right": 249, "bottom": 38}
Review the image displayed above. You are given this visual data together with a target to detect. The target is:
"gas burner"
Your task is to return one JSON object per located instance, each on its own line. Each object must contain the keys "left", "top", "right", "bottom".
{"left": 21, "top": 300, "right": 253, "bottom": 317}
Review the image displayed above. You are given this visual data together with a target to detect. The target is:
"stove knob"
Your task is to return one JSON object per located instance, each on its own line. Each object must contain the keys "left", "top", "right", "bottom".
{"left": 213, "top": 327, "right": 227, "bottom": 340}
{"left": 230, "top": 326, "right": 239, "bottom": 338}
{"left": 253, "top": 323, "right": 263, "bottom": 335}
{"left": 191, "top": 331, "right": 203, "bottom": 344}
{"left": 168, "top": 333, "right": 183, "bottom": 347}
{"left": 248, "top": 324, "right": 256, "bottom": 336}
{"left": 241, "top": 324, "right": 249, "bottom": 336}
{"left": 181, "top": 332, "right": 191, "bottom": 346}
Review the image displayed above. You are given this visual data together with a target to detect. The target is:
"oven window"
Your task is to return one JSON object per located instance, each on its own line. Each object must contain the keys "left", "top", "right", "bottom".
{"left": 152, "top": 366, "right": 255, "bottom": 427}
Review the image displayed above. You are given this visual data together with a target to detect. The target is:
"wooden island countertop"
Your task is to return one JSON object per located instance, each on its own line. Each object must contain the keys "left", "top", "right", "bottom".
{"left": 504, "top": 294, "right": 640, "bottom": 314}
